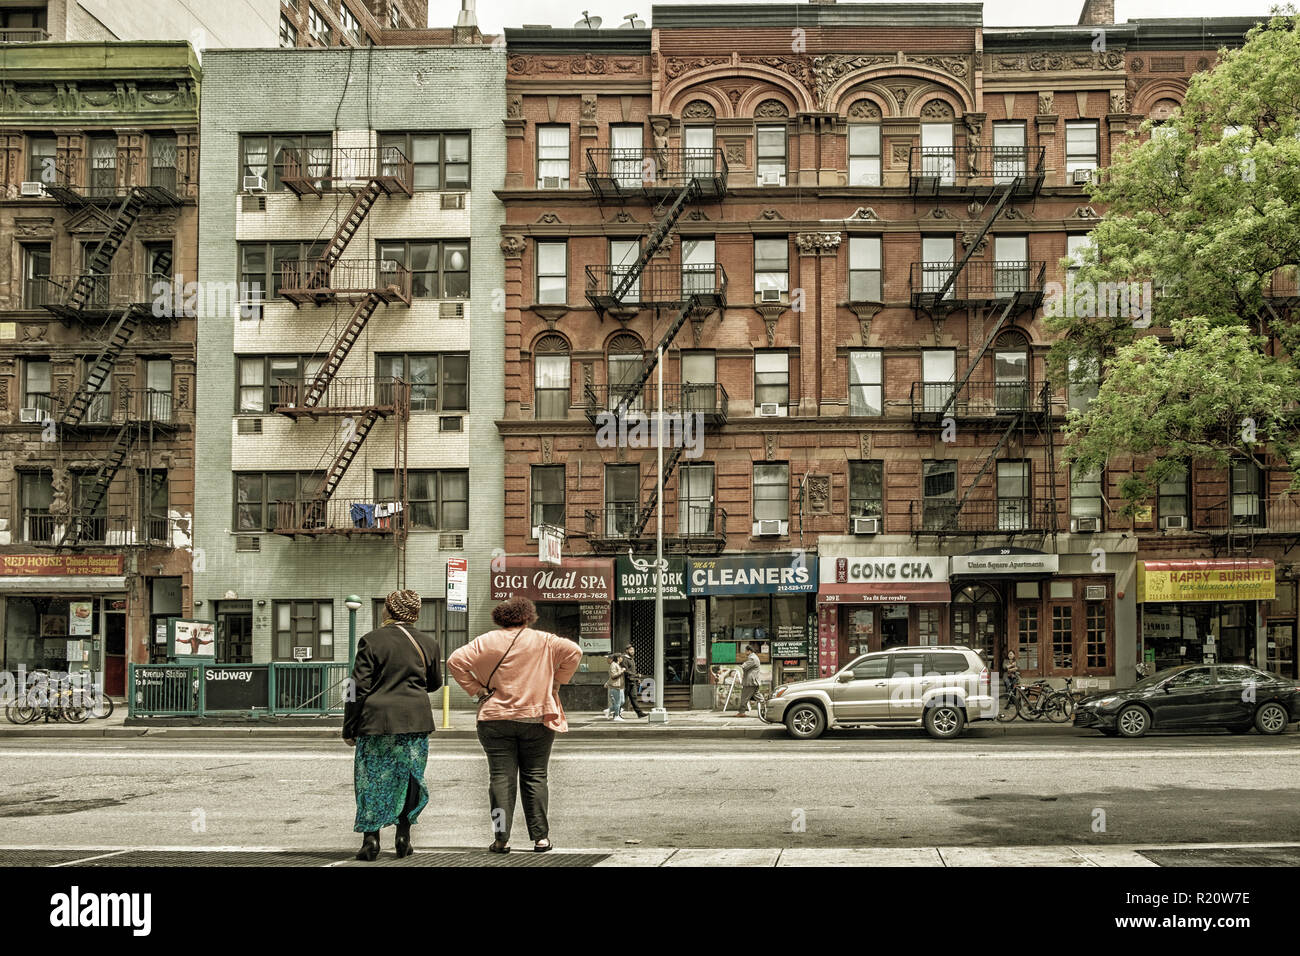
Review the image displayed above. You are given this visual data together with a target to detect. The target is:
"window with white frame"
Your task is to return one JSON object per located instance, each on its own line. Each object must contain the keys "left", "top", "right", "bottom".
{"left": 754, "top": 351, "right": 789, "bottom": 410}
{"left": 849, "top": 236, "right": 882, "bottom": 301}
{"left": 307, "top": 5, "right": 330, "bottom": 44}
{"left": 279, "top": 14, "right": 297, "bottom": 46}
{"left": 753, "top": 463, "right": 790, "bottom": 524}
{"left": 537, "top": 125, "right": 569, "bottom": 188}
{"left": 848, "top": 351, "right": 882, "bottom": 417}
{"left": 754, "top": 237, "right": 789, "bottom": 300}
{"left": 1070, "top": 467, "right": 1104, "bottom": 522}
{"left": 848, "top": 124, "right": 881, "bottom": 186}
{"left": 536, "top": 242, "right": 567, "bottom": 304}
{"left": 756, "top": 126, "right": 787, "bottom": 185}
{"left": 1065, "top": 121, "right": 1099, "bottom": 177}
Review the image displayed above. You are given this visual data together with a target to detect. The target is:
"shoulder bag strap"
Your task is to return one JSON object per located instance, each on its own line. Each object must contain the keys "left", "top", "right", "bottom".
{"left": 394, "top": 624, "right": 428, "bottom": 671}
{"left": 481, "top": 626, "right": 527, "bottom": 699}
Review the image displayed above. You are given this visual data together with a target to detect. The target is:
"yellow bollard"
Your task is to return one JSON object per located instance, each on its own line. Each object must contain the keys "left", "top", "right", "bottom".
{"left": 441, "top": 684, "right": 450, "bottom": 729}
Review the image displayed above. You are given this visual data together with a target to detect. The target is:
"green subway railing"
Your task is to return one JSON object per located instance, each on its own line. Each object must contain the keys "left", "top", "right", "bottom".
{"left": 128, "top": 662, "right": 351, "bottom": 717}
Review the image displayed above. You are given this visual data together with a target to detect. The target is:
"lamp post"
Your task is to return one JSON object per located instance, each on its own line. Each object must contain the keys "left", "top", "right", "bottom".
{"left": 345, "top": 595, "right": 362, "bottom": 668}
{"left": 649, "top": 345, "right": 669, "bottom": 724}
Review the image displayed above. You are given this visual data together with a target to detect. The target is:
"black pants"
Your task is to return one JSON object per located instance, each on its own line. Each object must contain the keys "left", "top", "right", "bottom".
{"left": 476, "top": 720, "right": 556, "bottom": 843}
{"left": 622, "top": 677, "right": 646, "bottom": 716}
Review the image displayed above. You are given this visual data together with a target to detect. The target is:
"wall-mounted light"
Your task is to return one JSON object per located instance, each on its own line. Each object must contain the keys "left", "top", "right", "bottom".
{"left": 194, "top": 600, "right": 203, "bottom": 608}
{"left": 257, "top": 600, "right": 267, "bottom": 607}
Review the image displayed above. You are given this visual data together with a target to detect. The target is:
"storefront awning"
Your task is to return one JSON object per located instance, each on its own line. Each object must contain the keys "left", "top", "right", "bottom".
{"left": 1137, "top": 558, "right": 1275, "bottom": 603}
{"left": 818, "top": 555, "right": 950, "bottom": 603}
{"left": 0, "top": 576, "right": 127, "bottom": 593}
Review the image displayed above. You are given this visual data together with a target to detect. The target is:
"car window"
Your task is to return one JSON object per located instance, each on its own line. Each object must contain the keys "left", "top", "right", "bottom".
{"left": 1165, "top": 667, "right": 1214, "bottom": 689}
{"left": 1216, "top": 665, "right": 1265, "bottom": 684}
{"left": 888, "top": 653, "right": 927, "bottom": 678}
{"left": 850, "top": 656, "right": 889, "bottom": 680}
{"left": 926, "top": 652, "right": 971, "bottom": 675}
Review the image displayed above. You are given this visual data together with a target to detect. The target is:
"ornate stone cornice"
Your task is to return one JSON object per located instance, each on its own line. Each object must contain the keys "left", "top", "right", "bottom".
{"left": 986, "top": 51, "right": 1125, "bottom": 73}
{"left": 795, "top": 232, "right": 842, "bottom": 255}
{"left": 0, "top": 79, "right": 198, "bottom": 125}
{"left": 500, "top": 235, "right": 526, "bottom": 258}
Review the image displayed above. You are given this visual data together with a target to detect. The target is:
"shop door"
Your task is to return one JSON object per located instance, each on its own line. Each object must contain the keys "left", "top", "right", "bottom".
{"left": 879, "top": 606, "right": 909, "bottom": 649}
{"left": 104, "top": 611, "right": 126, "bottom": 696}
{"left": 951, "top": 584, "right": 1001, "bottom": 664}
{"left": 1266, "top": 622, "right": 1295, "bottom": 678}
{"left": 217, "top": 604, "right": 253, "bottom": 664}
{"left": 664, "top": 615, "right": 691, "bottom": 685}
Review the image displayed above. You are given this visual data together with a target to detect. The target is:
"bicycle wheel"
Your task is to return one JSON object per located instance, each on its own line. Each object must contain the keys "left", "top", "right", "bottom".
{"left": 996, "top": 691, "right": 1019, "bottom": 722}
{"left": 1044, "top": 693, "right": 1072, "bottom": 723}
{"left": 60, "top": 701, "right": 89, "bottom": 723}
{"left": 5, "top": 703, "right": 37, "bottom": 724}
{"left": 88, "top": 691, "right": 115, "bottom": 719}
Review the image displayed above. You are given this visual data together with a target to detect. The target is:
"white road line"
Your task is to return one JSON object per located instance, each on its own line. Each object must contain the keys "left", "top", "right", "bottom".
{"left": 51, "top": 849, "right": 130, "bottom": 867}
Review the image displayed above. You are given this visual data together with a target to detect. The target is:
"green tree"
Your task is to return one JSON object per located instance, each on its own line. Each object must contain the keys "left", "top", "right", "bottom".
{"left": 1046, "top": 12, "right": 1300, "bottom": 508}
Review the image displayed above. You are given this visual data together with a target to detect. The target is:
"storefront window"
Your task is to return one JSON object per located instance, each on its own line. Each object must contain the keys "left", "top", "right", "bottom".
{"left": 1051, "top": 606, "right": 1073, "bottom": 670}
{"left": 1017, "top": 606, "right": 1040, "bottom": 670}
{"left": 918, "top": 607, "right": 941, "bottom": 645}
{"left": 1143, "top": 601, "right": 1257, "bottom": 669}
{"left": 4, "top": 596, "right": 102, "bottom": 674}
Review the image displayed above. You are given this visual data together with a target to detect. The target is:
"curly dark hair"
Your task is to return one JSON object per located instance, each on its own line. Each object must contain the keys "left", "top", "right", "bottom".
{"left": 492, "top": 596, "right": 538, "bottom": 628}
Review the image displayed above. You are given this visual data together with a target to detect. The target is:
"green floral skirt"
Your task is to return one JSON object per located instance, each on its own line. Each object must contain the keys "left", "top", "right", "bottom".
{"left": 353, "top": 732, "right": 429, "bottom": 832}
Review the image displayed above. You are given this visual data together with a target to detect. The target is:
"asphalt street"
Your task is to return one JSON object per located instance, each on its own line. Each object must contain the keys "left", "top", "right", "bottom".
{"left": 1, "top": 732, "right": 1297, "bottom": 852}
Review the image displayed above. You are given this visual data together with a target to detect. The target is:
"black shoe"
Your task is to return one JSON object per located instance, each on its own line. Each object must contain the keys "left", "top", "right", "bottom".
{"left": 355, "top": 831, "right": 380, "bottom": 861}
{"left": 395, "top": 822, "right": 412, "bottom": 858}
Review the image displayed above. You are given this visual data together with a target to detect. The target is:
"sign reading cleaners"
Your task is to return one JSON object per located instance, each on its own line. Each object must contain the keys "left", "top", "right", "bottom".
{"left": 687, "top": 553, "right": 816, "bottom": 596}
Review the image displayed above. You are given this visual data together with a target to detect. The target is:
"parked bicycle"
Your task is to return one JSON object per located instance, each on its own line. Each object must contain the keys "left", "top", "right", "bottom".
{"left": 5, "top": 672, "right": 90, "bottom": 724}
{"left": 997, "top": 678, "right": 1071, "bottom": 723}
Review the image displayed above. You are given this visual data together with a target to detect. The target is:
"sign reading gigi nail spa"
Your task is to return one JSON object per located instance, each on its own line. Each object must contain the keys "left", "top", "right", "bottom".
{"left": 687, "top": 554, "right": 816, "bottom": 596}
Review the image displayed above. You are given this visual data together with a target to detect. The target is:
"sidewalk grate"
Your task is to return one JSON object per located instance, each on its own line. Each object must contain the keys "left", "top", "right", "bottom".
{"left": 0, "top": 849, "right": 119, "bottom": 866}
{"left": 78, "top": 850, "right": 351, "bottom": 867}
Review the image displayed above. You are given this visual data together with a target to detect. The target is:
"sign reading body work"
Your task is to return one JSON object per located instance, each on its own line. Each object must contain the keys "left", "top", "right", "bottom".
{"left": 817, "top": 555, "right": 950, "bottom": 603}
{"left": 687, "top": 554, "right": 817, "bottom": 596}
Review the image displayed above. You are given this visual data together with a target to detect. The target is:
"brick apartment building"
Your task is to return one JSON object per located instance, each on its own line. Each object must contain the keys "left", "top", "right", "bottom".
{"left": 0, "top": 41, "right": 199, "bottom": 696}
{"left": 497, "top": 1, "right": 1294, "bottom": 709}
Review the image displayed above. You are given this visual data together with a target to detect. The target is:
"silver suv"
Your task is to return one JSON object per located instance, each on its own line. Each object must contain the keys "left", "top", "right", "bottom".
{"left": 764, "top": 646, "right": 995, "bottom": 740}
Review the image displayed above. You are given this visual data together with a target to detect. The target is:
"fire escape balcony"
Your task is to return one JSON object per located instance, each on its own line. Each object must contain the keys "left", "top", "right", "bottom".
{"left": 278, "top": 146, "right": 414, "bottom": 198}
{"left": 278, "top": 259, "right": 412, "bottom": 306}
{"left": 584, "top": 262, "right": 727, "bottom": 313}
{"left": 272, "top": 497, "right": 406, "bottom": 538}
{"left": 21, "top": 510, "right": 189, "bottom": 549}
{"left": 270, "top": 376, "right": 403, "bottom": 420}
{"left": 583, "top": 503, "right": 727, "bottom": 554}
{"left": 909, "top": 260, "right": 1046, "bottom": 314}
{"left": 0, "top": 28, "right": 51, "bottom": 42}
{"left": 57, "top": 389, "right": 188, "bottom": 432}
{"left": 908, "top": 146, "right": 1045, "bottom": 200}
{"left": 32, "top": 272, "right": 180, "bottom": 321}
{"left": 585, "top": 147, "right": 728, "bottom": 202}
{"left": 583, "top": 382, "right": 728, "bottom": 427}
{"left": 40, "top": 174, "right": 185, "bottom": 208}
{"left": 910, "top": 380, "right": 1053, "bottom": 426}
{"left": 1202, "top": 496, "right": 1300, "bottom": 535}
{"left": 1265, "top": 268, "right": 1300, "bottom": 309}
{"left": 909, "top": 498, "right": 1056, "bottom": 536}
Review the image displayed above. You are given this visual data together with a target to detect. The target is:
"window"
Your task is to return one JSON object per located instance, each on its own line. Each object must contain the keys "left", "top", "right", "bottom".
{"left": 992, "top": 122, "right": 1026, "bottom": 181}
{"left": 27, "top": 136, "right": 56, "bottom": 184}
{"left": 1230, "top": 460, "right": 1264, "bottom": 527}
{"left": 1067, "top": 355, "right": 1099, "bottom": 412}
{"left": 533, "top": 335, "right": 570, "bottom": 419}
{"left": 756, "top": 125, "right": 787, "bottom": 184}
{"left": 537, "top": 125, "right": 569, "bottom": 188}
{"left": 918, "top": 607, "right": 942, "bottom": 646}
{"left": 140, "top": 470, "right": 169, "bottom": 540}
{"left": 610, "top": 124, "right": 643, "bottom": 186}
{"left": 87, "top": 136, "right": 117, "bottom": 198}
{"left": 22, "top": 358, "right": 51, "bottom": 414}
{"left": 1070, "top": 467, "right": 1103, "bottom": 521}
{"left": 378, "top": 239, "right": 468, "bottom": 299}
{"left": 849, "top": 236, "right": 882, "bottom": 301}
{"left": 848, "top": 124, "right": 881, "bottom": 186}
{"left": 754, "top": 351, "right": 789, "bottom": 409}
{"left": 681, "top": 351, "right": 717, "bottom": 413}
{"left": 339, "top": 4, "right": 360, "bottom": 42}
{"left": 531, "top": 465, "right": 565, "bottom": 529}
{"left": 379, "top": 132, "right": 470, "bottom": 190}
{"left": 1051, "top": 606, "right": 1073, "bottom": 670}
{"left": 754, "top": 237, "right": 788, "bottom": 298}
{"left": 234, "top": 472, "right": 324, "bottom": 531}
{"left": 753, "top": 463, "right": 790, "bottom": 523}
{"left": 376, "top": 353, "right": 467, "bottom": 412}
{"left": 607, "top": 335, "right": 644, "bottom": 411}
{"left": 921, "top": 235, "right": 954, "bottom": 299}
{"left": 21, "top": 243, "right": 50, "bottom": 309}
{"left": 375, "top": 470, "right": 468, "bottom": 530}
{"left": 279, "top": 14, "right": 298, "bottom": 46}
{"left": 144, "top": 358, "right": 172, "bottom": 421}
{"left": 679, "top": 463, "right": 715, "bottom": 535}
{"left": 850, "top": 655, "right": 890, "bottom": 680}
{"left": 683, "top": 125, "right": 715, "bottom": 177}
{"left": 1065, "top": 121, "right": 1099, "bottom": 176}
{"left": 389, "top": 5, "right": 401, "bottom": 27}
{"left": 19, "top": 471, "right": 53, "bottom": 543}
{"left": 605, "top": 465, "right": 639, "bottom": 537}
{"left": 238, "top": 241, "right": 325, "bottom": 302}
{"left": 307, "top": 5, "right": 331, "bottom": 44}
{"left": 609, "top": 239, "right": 640, "bottom": 303}
{"left": 370, "top": 597, "right": 468, "bottom": 657}
{"left": 997, "top": 460, "right": 1030, "bottom": 531}
{"left": 273, "top": 600, "right": 333, "bottom": 661}
{"left": 240, "top": 133, "right": 331, "bottom": 191}
{"left": 144, "top": 241, "right": 173, "bottom": 280}
{"left": 920, "top": 122, "right": 955, "bottom": 184}
{"left": 994, "top": 333, "right": 1028, "bottom": 411}
{"left": 921, "top": 349, "right": 955, "bottom": 413}
{"left": 536, "top": 241, "right": 566, "bottom": 304}
{"left": 682, "top": 237, "right": 716, "bottom": 295}
{"left": 849, "top": 460, "right": 883, "bottom": 520}
{"left": 848, "top": 351, "right": 882, "bottom": 416}
{"left": 1017, "top": 606, "right": 1040, "bottom": 671}
{"left": 1166, "top": 667, "right": 1214, "bottom": 689}
{"left": 994, "top": 235, "right": 1029, "bottom": 295}
{"left": 1085, "top": 603, "right": 1107, "bottom": 669}
{"left": 80, "top": 354, "right": 112, "bottom": 423}
{"left": 1157, "top": 464, "right": 1189, "bottom": 525}
{"left": 922, "top": 460, "right": 957, "bottom": 530}
{"left": 0, "top": 6, "right": 48, "bottom": 30}
{"left": 1066, "top": 234, "right": 1092, "bottom": 280}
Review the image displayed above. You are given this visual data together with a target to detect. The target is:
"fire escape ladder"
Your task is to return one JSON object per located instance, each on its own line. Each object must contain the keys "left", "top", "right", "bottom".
{"left": 320, "top": 180, "right": 383, "bottom": 271}
{"left": 952, "top": 414, "right": 1021, "bottom": 520}
{"left": 60, "top": 308, "right": 142, "bottom": 426}
{"left": 633, "top": 444, "right": 687, "bottom": 538}
{"left": 302, "top": 293, "right": 383, "bottom": 408}
{"left": 1040, "top": 382, "right": 1060, "bottom": 537}
{"left": 931, "top": 177, "right": 1020, "bottom": 303}
{"left": 54, "top": 421, "right": 136, "bottom": 552}
{"left": 319, "top": 408, "right": 382, "bottom": 503}
{"left": 939, "top": 297, "right": 1017, "bottom": 418}
{"left": 68, "top": 189, "right": 145, "bottom": 311}
{"left": 610, "top": 178, "right": 699, "bottom": 303}
{"left": 613, "top": 295, "right": 701, "bottom": 419}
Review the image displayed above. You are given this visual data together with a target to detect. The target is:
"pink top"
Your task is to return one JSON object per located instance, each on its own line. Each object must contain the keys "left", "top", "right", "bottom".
{"left": 447, "top": 627, "right": 583, "bottom": 732}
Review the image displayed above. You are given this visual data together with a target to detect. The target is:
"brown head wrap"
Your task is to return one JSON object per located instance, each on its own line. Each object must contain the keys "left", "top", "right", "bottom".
{"left": 384, "top": 589, "right": 421, "bottom": 624}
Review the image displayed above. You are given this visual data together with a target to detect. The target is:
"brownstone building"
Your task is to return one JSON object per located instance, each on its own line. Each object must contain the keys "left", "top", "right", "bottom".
{"left": 497, "top": 2, "right": 1290, "bottom": 708}
{"left": 0, "top": 42, "right": 199, "bottom": 697}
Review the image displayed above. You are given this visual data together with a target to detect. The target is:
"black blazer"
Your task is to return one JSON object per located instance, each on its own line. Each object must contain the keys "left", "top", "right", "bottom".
{"left": 343, "top": 624, "right": 442, "bottom": 739}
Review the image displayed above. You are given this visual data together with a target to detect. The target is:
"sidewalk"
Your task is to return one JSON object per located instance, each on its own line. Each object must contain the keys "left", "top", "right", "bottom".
{"left": 0, "top": 707, "right": 1086, "bottom": 739}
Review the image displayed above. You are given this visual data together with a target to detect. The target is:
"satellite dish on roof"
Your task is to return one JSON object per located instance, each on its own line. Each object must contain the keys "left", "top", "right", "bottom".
{"left": 574, "top": 11, "right": 603, "bottom": 28}
{"left": 619, "top": 13, "right": 645, "bottom": 27}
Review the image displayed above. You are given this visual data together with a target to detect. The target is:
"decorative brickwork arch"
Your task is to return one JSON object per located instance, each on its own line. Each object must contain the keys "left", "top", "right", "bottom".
{"left": 663, "top": 64, "right": 816, "bottom": 116}
{"left": 827, "top": 69, "right": 973, "bottom": 117}
{"left": 1132, "top": 79, "right": 1187, "bottom": 118}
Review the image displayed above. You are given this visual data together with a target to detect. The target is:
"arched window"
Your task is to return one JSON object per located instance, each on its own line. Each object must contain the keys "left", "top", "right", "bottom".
{"left": 533, "top": 334, "right": 570, "bottom": 420}
{"left": 607, "top": 333, "right": 645, "bottom": 411}
{"left": 952, "top": 583, "right": 1002, "bottom": 664}
{"left": 994, "top": 330, "right": 1030, "bottom": 412}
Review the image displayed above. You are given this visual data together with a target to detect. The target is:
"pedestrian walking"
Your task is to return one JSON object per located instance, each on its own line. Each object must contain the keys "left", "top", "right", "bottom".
{"left": 615, "top": 644, "right": 647, "bottom": 718}
{"left": 734, "top": 643, "right": 762, "bottom": 717}
{"left": 605, "top": 651, "right": 627, "bottom": 721}
{"left": 447, "top": 596, "right": 581, "bottom": 854}
{"left": 342, "top": 589, "right": 441, "bottom": 861}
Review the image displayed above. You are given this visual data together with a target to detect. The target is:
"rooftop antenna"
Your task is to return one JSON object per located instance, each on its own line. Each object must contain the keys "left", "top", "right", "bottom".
{"left": 619, "top": 12, "right": 645, "bottom": 27}
{"left": 574, "top": 10, "right": 603, "bottom": 28}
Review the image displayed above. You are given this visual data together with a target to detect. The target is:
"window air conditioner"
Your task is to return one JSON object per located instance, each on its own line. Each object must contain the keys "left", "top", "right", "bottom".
{"left": 1085, "top": 585, "right": 1107, "bottom": 601}
{"left": 243, "top": 174, "right": 267, "bottom": 193}
{"left": 19, "top": 407, "right": 44, "bottom": 423}
{"left": 1072, "top": 168, "right": 1095, "bottom": 185}
{"left": 760, "top": 287, "right": 782, "bottom": 303}
{"left": 1159, "top": 514, "right": 1188, "bottom": 531}
{"left": 758, "top": 402, "right": 786, "bottom": 417}
{"left": 20, "top": 182, "right": 45, "bottom": 197}
{"left": 541, "top": 176, "right": 566, "bottom": 189}
{"left": 1072, "top": 517, "right": 1101, "bottom": 533}
{"left": 760, "top": 171, "right": 784, "bottom": 186}
{"left": 754, "top": 519, "right": 784, "bottom": 537}
{"left": 853, "top": 516, "right": 881, "bottom": 535}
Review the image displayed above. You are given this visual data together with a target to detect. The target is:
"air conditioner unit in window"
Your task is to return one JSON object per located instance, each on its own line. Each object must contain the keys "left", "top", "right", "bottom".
{"left": 1071, "top": 517, "right": 1101, "bottom": 533}
{"left": 853, "top": 516, "right": 881, "bottom": 535}
{"left": 754, "top": 519, "right": 784, "bottom": 537}
{"left": 243, "top": 174, "right": 267, "bottom": 193}
{"left": 760, "top": 171, "right": 785, "bottom": 186}
{"left": 441, "top": 192, "right": 465, "bottom": 210}
{"left": 759, "top": 287, "right": 782, "bottom": 303}
{"left": 1160, "top": 514, "right": 1188, "bottom": 531}
{"left": 1085, "top": 585, "right": 1107, "bottom": 601}
{"left": 541, "top": 176, "right": 566, "bottom": 189}
{"left": 1072, "top": 168, "right": 1095, "bottom": 185}
{"left": 20, "top": 181, "right": 45, "bottom": 197}
{"left": 440, "top": 302, "right": 465, "bottom": 320}
{"left": 19, "top": 407, "right": 44, "bottom": 423}
{"left": 758, "top": 402, "right": 786, "bottom": 417}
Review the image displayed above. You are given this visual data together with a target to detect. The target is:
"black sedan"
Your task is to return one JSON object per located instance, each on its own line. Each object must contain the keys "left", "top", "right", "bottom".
{"left": 1073, "top": 664, "right": 1300, "bottom": 738}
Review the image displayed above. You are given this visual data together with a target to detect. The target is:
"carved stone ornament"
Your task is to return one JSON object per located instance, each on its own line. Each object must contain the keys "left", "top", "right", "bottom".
{"left": 665, "top": 56, "right": 731, "bottom": 80}
{"left": 960, "top": 231, "right": 988, "bottom": 255}
{"left": 581, "top": 94, "right": 597, "bottom": 120}
{"left": 20, "top": 324, "right": 46, "bottom": 342}
{"left": 536, "top": 212, "right": 562, "bottom": 224}
{"left": 761, "top": 208, "right": 785, "bottom": 220}
{"left": 848, "top": 302, "right": 882, "bottom": 339}
{"left": 541, "top": 437, "right": 553, "bottom": 464}
{"left": 726, "top": 88, "right": 742, "bottom": 110}
{"left": 615, "top": 210, "right": 634, "bottom": 223}
{"left": 13, "top": 218, "right": 54, "bottom": 239}
{"left": 920, "top": 99, "right": 953, "bottom": 120}
{"left": 806, "top": 475, "right": 831, "bottom": 514}
{"left": 1071, "top": 205, "right": 1100, "bottom": 219}
{"left": 1131, "top": 57, "right": 1144, "bottom": 73}
{"left": 890, "top": 142, "right": 910, "bottom": 165}
{"left": 765, "top": 434, "right": 777, "bottom": 461}
{"left": 1002, "top": 207, "right": 1028, "bottom": 221}
{"left": 849, "top": 206, "right": 881, "bottom": 221}
{"left": 928, "top": 208, "right": 956, "bottom": 220}
{"left": 533, "top": 305, "right": 569, "bottom": 329}
{"left": 990, "top": 51, "right": 1124, "bottom": 72}
{"left": 755, "top": 99, "right": 789, "bottom": 118}
{"left": 795, "top": 232, "right": 842, "bottom": 255}
{"left": 1109, "top": 90, "right": 1126, "bottom": 114}
{"left": 892, "top": 87, "right": 910, "bottom": 108}
{"left": 507, "top": 94, "right": 522, "bottom": 118}
{"left": 848, "top": 99, "right": 881, "bottom": 119}
{"left": 860, "top": 433, "right": 871, "bottom": 460}
{"left": 687, "top": 209, "right": 709, "bottom": 221}
{"left": 724, "top": 140, "right": 746, "bottom": 165}
{"left": 1037, "top": 91, "right": 1055, "bottom": 115}
{"left": 682, "top": 100, "right": 716, "bottom": 119}
{"left": 907, "top": 55, "right": 969, "bottom": 79}
{"left": 756, "top": 304, "right": 785, "bottom": 347}
{"left": 500, "top": 235, "right": 526, "bottom": 258}
{"left": 690, "top": 316, "right": 705, "bottom": 348}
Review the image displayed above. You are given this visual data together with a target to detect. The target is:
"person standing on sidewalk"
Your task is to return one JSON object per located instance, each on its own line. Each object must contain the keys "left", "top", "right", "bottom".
{"left": 616, "top": 644, "right": 647, "bottom": 718}
{"left": 447, "top": 596, "right": 581, "bottom": 854}
{"left": 605, "top": 652, "right": 627, "bottom": 721}
{"left": 343, "top": 589, "right": 441, "bottom": 861}
{"left": 734, "top": 644, "right": 762, "bottom": 717}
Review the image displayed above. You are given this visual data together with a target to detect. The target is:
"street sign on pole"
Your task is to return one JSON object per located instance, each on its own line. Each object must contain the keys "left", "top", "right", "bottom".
{"left": 538, "top": 524, "right": 564, "bottom": 566}
{"left": 446, "top": 558, "right": 468, "bottom": 613}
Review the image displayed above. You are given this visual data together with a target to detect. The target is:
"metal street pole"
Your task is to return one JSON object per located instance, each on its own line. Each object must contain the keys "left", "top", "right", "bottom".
{"left": 345, "top": 594, "right": 362, "bottom": 669}
{"left": 649, "top": 344, "right": 668, "bottom": 724}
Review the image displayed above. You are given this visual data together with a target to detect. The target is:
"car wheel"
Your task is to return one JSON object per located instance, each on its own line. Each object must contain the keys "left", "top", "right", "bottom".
{"left": 1116, "top": 704, "right": 1149, "bottom": 738}
{"left": 924, "top": 703, "right": 965, "bottom": 740}
{"left": 1254, "top": 701, "right": 1290, "bottom": 736}
{"left": 784, "top": 702, "right": 826, "bottom": 740}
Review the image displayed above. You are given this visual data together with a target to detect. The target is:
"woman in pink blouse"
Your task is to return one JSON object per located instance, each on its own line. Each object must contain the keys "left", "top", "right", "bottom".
{"left": 447, "top": 596, "right": 582, "bottom": 853}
